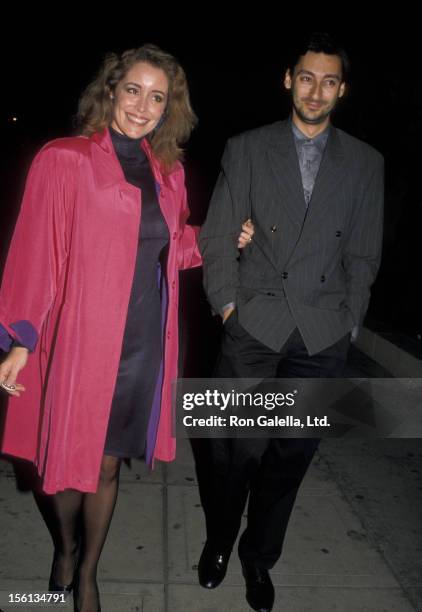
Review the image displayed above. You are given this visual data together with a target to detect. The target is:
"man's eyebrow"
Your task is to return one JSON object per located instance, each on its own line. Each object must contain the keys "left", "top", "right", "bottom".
{"left": 297, "top": 69, "right": 341, "bottom": 80}
{"left": 323, "top": 73, "right": 341, "bottom": 80}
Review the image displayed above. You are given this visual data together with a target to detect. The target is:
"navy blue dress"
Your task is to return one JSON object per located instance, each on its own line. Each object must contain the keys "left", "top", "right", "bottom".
{"left": 104, "top": 128, "right": 169, "bottom": 458}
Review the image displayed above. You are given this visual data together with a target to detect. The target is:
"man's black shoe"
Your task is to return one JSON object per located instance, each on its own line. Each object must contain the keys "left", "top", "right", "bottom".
{"left": 241, "top": 561, "right": 275, "bottom": 611}
{"left": 198, "top": 542, "right": 231, "bottom": 589}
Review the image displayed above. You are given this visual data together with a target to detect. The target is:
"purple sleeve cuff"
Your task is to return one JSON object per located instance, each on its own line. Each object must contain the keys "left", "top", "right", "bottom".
{"left": 0, "top": 321, "right": 38, "bottom": 352}
{"left": 0, "top": 325, "right": 12, "bottom": 352}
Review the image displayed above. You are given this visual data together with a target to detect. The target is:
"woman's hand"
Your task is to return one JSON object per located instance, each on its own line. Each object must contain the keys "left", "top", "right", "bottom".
{"left": 238, "top": 219, "right": 254, "bottom": 248}
{"left": 0, "top": 347, "right": 28, "bottom": 397}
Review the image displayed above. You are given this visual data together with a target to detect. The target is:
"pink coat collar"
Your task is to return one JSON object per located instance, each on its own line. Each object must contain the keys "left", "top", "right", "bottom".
{"left": 90, "top": 128, "right": 180, "bottom": 192}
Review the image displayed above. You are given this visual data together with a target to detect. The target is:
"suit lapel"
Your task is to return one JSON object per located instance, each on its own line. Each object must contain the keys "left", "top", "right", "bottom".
{"left": 302, "top": 126, "right": 347, "bottom": 235}
{"left": 266, "top": 120, "right": 307, "bottom": 232}
{"left": 265, "top": 121, "right": 348, "bottom": 266}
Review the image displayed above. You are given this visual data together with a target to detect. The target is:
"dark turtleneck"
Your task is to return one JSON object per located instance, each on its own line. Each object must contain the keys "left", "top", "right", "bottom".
{"left": 108, "top": 126, "right": 168, "bottom": 241}
{"left": 110, "top": 126, "right": 145, "bottom": 160}
{"left": 109, "top": 126, "right": 148, "bottom": 190}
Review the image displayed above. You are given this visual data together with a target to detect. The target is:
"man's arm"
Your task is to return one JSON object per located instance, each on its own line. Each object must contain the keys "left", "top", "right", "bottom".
{"left": 342, "top": 154, "right": 384, "bottom": 326}
{"left": 199, "top": 138, "right": 251, "bottom": 316}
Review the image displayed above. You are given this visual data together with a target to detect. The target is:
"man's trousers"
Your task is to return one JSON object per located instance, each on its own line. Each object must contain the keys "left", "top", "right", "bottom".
{"left": 196, "top": 311, "right": 350, "bottom": 569}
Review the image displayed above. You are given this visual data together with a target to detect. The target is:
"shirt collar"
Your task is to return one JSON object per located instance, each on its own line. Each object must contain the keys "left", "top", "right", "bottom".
{"left": 291, "top": 117, "right": 330, "bottom": 153}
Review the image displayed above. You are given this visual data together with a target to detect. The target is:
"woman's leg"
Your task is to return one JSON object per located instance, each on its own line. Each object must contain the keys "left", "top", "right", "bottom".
{"left": 75, "top": 454, "right": 122, "bottom": 611}
{"left": 33, "top": 488, "right": 82, "bottom": 588}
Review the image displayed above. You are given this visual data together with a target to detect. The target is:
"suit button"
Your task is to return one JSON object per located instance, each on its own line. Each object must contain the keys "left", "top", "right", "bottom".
{"left": 172, "top": 281, "right": 176, "bottom": 289}
{"left": 320, "top": 275, "right": 326, "bottom": 282}
{"left": 267, "top": 292, "right": 276, "bottom": 296}
{"left": 271, "top": 225, "right": 277, "bottom": 232}
{"left": 173, "top": 232, "right": 177, "bottom": 240}
{"left": 336, "top": 230, "right": 342, "bottom": 237}
{"left": 282, "top": 272, "right": 288, "bottom": 279}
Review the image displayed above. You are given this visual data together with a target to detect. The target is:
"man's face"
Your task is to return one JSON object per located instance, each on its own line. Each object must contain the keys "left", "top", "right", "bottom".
{"left": 284, "top": 51, "right": 346, "bottom": 125}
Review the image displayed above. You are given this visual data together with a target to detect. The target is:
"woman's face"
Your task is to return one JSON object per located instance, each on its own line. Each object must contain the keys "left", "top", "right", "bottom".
{"left": 110, "top": 61, "right": 169, "bottom": 139}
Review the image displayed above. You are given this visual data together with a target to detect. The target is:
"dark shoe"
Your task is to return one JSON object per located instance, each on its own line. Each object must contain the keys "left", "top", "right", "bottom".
{"left": 198, "top": 542, "right": 231, "bottom": 589}
{"left": 241, "top": 561, "right": 274, "bottom": 612}
{"left": 48, "top": 555, "right": 75, "bottom": 594}
{"left": 48, "top": 577, "right": 73, "bottom": 593}
{"left": 48, "top": 543, "right": 79, "bottom": 595}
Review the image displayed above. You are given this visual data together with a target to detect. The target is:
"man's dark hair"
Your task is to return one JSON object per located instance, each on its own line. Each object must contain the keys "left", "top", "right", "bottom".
{"left": 286, "top": 32, "right": 350, "bottom": 83}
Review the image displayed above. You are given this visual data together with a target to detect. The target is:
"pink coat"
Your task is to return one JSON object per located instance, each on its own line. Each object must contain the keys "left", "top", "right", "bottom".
{"left": 0, "top": 128, "right": 201, "bottom": 493}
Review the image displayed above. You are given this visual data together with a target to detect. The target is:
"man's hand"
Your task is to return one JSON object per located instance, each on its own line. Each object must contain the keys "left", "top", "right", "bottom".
{"left": 0, "top": 347, "right": 28, "bottom": 397}
{"left": 222, "top": 218, "right": 255, "bottom": 322}
{"left": 238, "top": 219, "right": 254, "bottom": 248}
{"left": 222, "top": 306, "right": 235, "bottom": 323}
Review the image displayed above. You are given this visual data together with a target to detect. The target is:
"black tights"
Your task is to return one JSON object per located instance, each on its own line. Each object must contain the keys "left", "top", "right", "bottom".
{"left": 34, "top": 454, "right": 121, "bottom": 612}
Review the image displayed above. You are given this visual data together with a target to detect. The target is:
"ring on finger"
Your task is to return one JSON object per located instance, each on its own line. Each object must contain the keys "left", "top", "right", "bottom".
{"left": 1, "top": 382, "right": 16, "bottom": 391}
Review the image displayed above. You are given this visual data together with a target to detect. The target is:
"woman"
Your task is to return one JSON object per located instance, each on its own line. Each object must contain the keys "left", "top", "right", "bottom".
{"left": 0, "top": 44, "right": 253, "bottom": 611}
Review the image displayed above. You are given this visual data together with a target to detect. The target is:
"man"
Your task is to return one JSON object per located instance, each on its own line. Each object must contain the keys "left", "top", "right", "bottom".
{"left": 197, "top": 33, "right": 384, "bottom": 612}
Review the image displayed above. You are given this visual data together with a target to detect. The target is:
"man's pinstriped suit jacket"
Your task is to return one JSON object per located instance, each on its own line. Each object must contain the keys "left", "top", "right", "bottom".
{"left": 199, "top": 119, "right": 384, "bottom": 356}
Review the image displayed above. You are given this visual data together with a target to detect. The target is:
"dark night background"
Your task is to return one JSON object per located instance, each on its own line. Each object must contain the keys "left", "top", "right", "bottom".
{"left": 1, "top": 20, "right": 422, "bottom": 611}
{"left": 0, "top": 22, "right": 420, "bottom": 375}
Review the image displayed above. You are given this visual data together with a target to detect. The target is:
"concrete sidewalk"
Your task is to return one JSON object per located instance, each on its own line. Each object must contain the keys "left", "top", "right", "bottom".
{"left": 1, "top": 438, "right": 421, "bottom": 611}
{"left": 1, "top": 346, "right": 422, "bottom": 611}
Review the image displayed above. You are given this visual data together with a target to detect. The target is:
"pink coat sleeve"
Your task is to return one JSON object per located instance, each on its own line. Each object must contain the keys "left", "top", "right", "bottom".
{"left": 175, "top": 169, "right": 202, "bottom": 271}
{"left": 0, "top": 145, "right": 75, "bottom": 351}
{"left": 179, "top": 223, "right": 202, "bottom": 271}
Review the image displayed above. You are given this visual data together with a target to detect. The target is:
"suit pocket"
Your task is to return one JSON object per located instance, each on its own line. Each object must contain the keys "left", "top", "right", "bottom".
{"left": 308, "top": 291, "right": 348, "bottom": 311}
{"left": 223, "top": 309, "right": 248, "bottom": 339}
